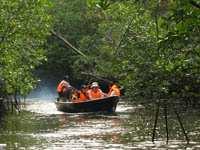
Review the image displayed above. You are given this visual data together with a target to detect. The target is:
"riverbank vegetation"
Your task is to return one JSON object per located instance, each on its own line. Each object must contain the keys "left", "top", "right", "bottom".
{"left": 44, "top": 0, "right": 200, "bottom": 106}
{"left": 0, "top": 0, "right": 199, "bottom": 146}
{"left": 0, "top": 0, "right": 199, "bottom": 111}
{"left": 0, "top": 1, "right": 52, "bottom": 111}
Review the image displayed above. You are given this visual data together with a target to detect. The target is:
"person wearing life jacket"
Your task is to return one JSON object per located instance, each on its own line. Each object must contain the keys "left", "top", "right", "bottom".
{"left": 72, "top": 85, "right": 89, "bottom": 102}
{"left": 79, "top": 85, "right": 89, "bottom": 101}
{"left": 108, "top": 82, "right": 121, "bottom": 96}
{"left": 57, "top": 75, "right": 72, "bottom": 98}
{"left": 88, "top": 82, "right": 106, "bottom": 100}
{"left": 73, "top": 85, "right": 88, "bottom": 102}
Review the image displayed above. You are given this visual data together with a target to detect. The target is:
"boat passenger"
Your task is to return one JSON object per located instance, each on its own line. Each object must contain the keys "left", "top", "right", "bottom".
{"left": 88, "top": 82, "right": 106, "bottom": 100}
{"left": 72, "top": 85, "right": 88, "bottom": 103}
{"left": 108, "top": 82, "right": 121, "bottom": 96}
{"left": 78, "top": 85, "right": 89, "bottom": 101}
{"left": 70, "top": 89, "right": 79, "bottom": 102}
{"left": 57, "top": 75, "right": 72, "bottom": 98}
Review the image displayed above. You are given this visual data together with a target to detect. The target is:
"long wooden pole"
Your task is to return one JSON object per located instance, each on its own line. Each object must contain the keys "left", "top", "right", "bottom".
{"left": 189, "top": 0, "right": 200, "bottom": 9}
{"left": 81, "top": 72, "right": 112, "bottom": 84}
{"left": 51, "top": 30, "right": 88, "bottom": 59}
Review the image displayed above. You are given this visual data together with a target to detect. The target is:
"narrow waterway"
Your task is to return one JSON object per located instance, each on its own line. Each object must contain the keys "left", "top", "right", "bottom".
{"left": 0, "top": 99, "right": 199, "bottom": 150}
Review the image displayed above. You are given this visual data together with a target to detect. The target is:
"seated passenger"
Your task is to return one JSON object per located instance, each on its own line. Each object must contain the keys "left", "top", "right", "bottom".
{"left": 71, "top": 89, "right": 79, "bottom": 102}
{"left": 108, "top": 82, "right": 121, "bottom": 96}
{"left": 88, "top": 82, "right": 106, "bottom": 100}
{"left": 72, "top": 85, "right": 89, "bottom": 103}
{"left": 78, "top": 85, "right": 89, "bottom": 102}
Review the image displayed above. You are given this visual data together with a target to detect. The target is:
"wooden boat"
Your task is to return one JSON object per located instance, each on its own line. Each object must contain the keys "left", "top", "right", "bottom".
{"left": 55, "top": 96, "right": 119, "bottom": 113}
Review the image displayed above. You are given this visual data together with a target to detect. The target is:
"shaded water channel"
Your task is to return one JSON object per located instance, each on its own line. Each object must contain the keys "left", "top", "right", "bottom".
{"left": 0, "top": 99, "right": 200, "bottom": 149}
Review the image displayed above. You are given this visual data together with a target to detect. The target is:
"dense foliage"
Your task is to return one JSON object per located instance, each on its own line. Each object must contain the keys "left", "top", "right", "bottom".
{"left": 0, "top": 0, "right": 52, "bottom": 96}
{"left": 42, "top": 0, "right": 100, "bottom": 81}
{"left": 96, "top": 0, "right": 200, "bottom": 104}
{"left": 45, "top": 0, "right": 200, "bottom": 104}
{"left": 82, "top": 0, "right": 200, "bottom": 104}
{"left": 1, "top": 0, "right": 199, "bottom": 105}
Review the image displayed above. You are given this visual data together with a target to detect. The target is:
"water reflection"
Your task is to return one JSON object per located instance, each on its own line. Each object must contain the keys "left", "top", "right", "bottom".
{"left": 0, "top": 100, "right": 199, "bottom": 149}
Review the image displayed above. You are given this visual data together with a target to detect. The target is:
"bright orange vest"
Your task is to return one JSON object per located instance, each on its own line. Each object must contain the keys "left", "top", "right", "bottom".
{"left": 88, "top": 89, "right": 104, "bottom": 99}
{"left": 108, "top": 85, "right": 121, "bottom": 96}
{"left": 57, "top": 80, "right": 69, "bottom": 92}
{"left": 79, "top": 92, "right": 88, "bottom": 101}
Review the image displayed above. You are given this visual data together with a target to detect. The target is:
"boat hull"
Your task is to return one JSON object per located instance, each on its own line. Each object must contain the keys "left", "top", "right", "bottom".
{"left": 55, "top": 96, "right": 119, "bottom": 113}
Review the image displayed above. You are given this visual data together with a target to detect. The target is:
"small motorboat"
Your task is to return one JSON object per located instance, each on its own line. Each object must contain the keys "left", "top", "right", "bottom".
{"left": 55, "top": 96, "right": 119, "bottom": 113}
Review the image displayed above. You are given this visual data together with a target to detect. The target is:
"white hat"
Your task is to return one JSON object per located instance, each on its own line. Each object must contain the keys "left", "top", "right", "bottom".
{"left": 91, "top": 82, "right": 99, "bottom": 88}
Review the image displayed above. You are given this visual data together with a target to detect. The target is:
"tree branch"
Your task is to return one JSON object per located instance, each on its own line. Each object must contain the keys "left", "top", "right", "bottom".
{"left": 189, "top": 0, "right": 200, "bottom": 9}
{"left": 81, "top": 72, "right": 113, "bottom": 84}
{"left": 115, "top": 15, "right": 135, "bottom": 56}
{"left": 51, "top": 30, "right": 88, "bottom": 58}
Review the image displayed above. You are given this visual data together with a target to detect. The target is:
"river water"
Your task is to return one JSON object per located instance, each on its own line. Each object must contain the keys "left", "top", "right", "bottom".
{"left": 0, "top": 99, "right": 199, "bottom": 150}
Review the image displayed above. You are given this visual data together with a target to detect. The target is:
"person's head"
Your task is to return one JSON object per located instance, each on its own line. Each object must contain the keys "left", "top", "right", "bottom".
{"left": 91, "top": 82, "right": 99, "bottom": 91}
{"left": 63, "top": 75, "right": 69, "bottom": 81}
{"left": 81, "top": 84, "right": 87, "bottom": 89}
{"left": 81, "top": 85, "right": 87, "bottom": 92}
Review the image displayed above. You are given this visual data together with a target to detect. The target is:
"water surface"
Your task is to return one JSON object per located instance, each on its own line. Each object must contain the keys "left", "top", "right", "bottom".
{"left": 0, "top": 99, "right": 199, "bottom": 149}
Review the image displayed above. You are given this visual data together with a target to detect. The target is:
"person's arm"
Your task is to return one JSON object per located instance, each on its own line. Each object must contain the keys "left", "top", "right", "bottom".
{"left": 87, "top": 90, "right": 92, "bottom": 99}
{"left": 99, "top": 89, "right": 108, "bottom": 97}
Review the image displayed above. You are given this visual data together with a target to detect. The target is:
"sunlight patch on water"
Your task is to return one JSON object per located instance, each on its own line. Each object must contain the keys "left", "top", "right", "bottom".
{"left": 21, "top": 100, "right": 200, "bottom": 150}
{"left": 23, "top": 100, "right": 132, "bottom": 149}
{"left": 116, "top": 105, "right": 134, "bottom": 113}
{"left": 43, "top": 141, "right": 129, "bottom": 150}
{"left": 32, "top": 115, "right": 124, "bottom": 137}
{"left": 116, "top": 102, "right": 144, "bottom": 113}
{"left": 130, "top": 140, "right": 200, "bottom": 150}
{"left": 31, "top": 134, "right": 133, "bottom": 150}
{"left": 29, "top": 116, "right": 129, "bottom": 149}
{"left": 24, "top": 100, "right": 63, "bottom": 115}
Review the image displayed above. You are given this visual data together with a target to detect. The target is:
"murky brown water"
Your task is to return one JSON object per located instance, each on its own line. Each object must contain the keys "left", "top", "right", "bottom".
{"left": 0, "top": 99, "right": 199, "bottom": 150}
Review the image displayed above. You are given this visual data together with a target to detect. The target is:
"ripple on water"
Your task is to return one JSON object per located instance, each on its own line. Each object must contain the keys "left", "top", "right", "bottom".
{"left": 22, "top": 100, "right": 133, "bottom": 149}
{"left": 21, "top": 100, "right": 200, "bottom": 150}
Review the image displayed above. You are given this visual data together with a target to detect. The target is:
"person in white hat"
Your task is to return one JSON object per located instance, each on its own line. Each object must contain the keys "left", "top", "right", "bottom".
{"left": 88, "top": 82, "right": 106, "bottom": 100}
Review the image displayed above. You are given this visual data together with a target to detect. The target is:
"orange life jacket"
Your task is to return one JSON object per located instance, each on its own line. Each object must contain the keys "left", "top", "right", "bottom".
{"left": 88, "top": 88, "right": 104, "bottom": 100}
{"left": 78, "top": 91, "right": 88, "bottom": 101}
{"left": 57, "top": 80, "right": 70, "bottom": 93}
{"left": 108, "top": 84, "right": 121, "bottom": 96}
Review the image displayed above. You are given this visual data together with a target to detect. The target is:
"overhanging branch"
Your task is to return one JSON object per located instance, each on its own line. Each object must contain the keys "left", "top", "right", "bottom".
{"left": 189, "top": 0, "right": 200, "bottom": 9}
{"left": 81, "top": 72, "right": 113, "bottom": 84}
{"left": 51, "top": 30, "right": 88, "bottom": 58}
